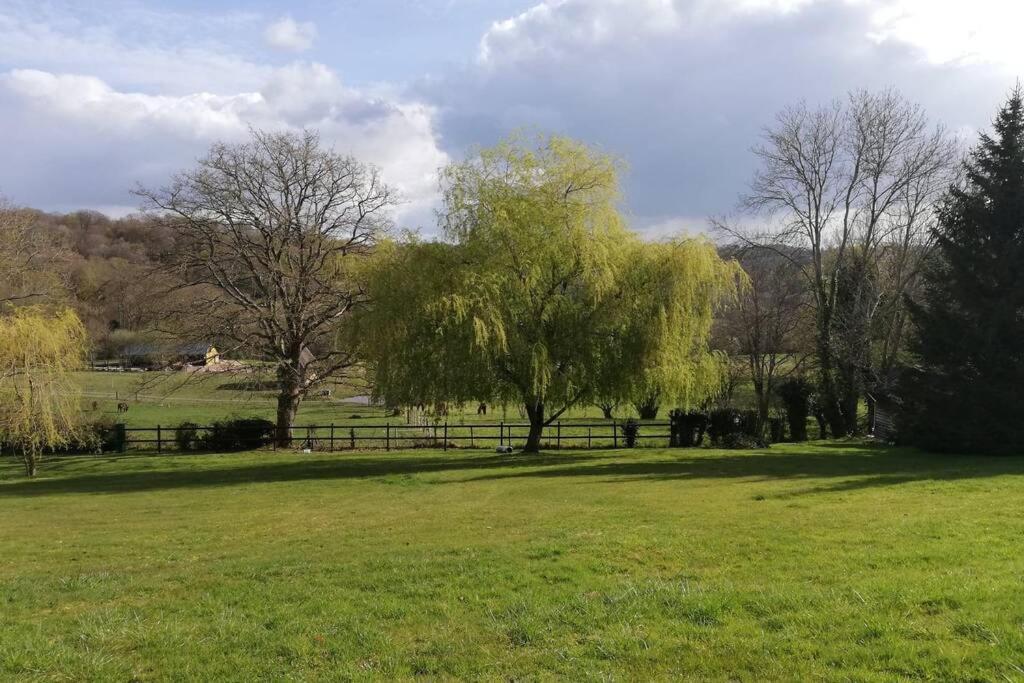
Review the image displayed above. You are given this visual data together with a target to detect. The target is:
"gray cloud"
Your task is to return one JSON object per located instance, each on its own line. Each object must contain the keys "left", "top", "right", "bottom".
{"left": 418, "top": 0, "right": 1013, "bottom": 233}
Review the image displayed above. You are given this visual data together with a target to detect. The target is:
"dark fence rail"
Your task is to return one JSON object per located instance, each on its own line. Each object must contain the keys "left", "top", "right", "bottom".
{"left": 111, "top": 421, "right": 673, "bottom": 454}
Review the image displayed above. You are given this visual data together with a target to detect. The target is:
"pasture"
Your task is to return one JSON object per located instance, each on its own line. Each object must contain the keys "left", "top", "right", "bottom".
{"left": 2, "top": 442, "right": 1023, "bottom": 680}
{"left": 73, "top": 371, "right": 621, "bottom": 428}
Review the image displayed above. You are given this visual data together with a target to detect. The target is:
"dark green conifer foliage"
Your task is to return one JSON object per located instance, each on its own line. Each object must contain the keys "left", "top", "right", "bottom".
{"left": 905, "top": 88, "right": 1024, "bottom": 453}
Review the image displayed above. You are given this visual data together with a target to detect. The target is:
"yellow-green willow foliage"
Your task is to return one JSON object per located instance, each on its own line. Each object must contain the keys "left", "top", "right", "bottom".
{"left": 360, "top": 134, "right": 740, "bottom": 451}
{"left": 0, "top": 307, "right": 87, "bottom": 476}
{"left": 598, "top": 239, "right": 745, "bottom": 415}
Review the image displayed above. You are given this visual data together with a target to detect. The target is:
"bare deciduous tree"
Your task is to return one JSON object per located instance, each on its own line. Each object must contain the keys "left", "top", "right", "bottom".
{"left": 0, "top": 201, "right": 66, "bottom": 308}
{"left": 137, "top": 129, "right": 395, "bottom": 444}
{"left": 716, "top": 245, "right": 811, "bottom": 433}
{"left": 723, "top": 89, "right": 957, "bottom": 436}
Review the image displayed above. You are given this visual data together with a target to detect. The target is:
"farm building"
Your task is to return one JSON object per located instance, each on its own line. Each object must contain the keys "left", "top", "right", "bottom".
{"left": 115, "top": 342, "right": 221, "bottom": 369}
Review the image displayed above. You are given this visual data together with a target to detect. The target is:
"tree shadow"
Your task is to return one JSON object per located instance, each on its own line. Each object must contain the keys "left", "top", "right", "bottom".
{"left": 461, "top": 444, "right": 1024, "bottom": 495}
{"left": 2, "top": 443, "right": 1021, "bottom": 498}
{"left": 0, "top": 451, "right": 611, "bottom": 497}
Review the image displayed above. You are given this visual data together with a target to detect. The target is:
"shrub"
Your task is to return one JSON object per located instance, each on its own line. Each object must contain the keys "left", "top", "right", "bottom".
{"left": 78, "top": 417, "right": 121, "bottom": 453}
{"left": 620, "top": 419, "right": 640, "bottom": 448}
{"left": 668, "top": 410, "right": 709, "bottom": 447}
{"left": 175, "top": 422, "right": 200, "bottom": 451}
{"left": 776, "top": 378, "right": 812, "bottom": 442}
{"left": 3, "top": 417, "right": 120, "bottom": 455}
{"left": 200, "top": 417, "right": 275, "bottom": 452}
{"left": 708, "top": 408, "right": 762, "bottom": 448}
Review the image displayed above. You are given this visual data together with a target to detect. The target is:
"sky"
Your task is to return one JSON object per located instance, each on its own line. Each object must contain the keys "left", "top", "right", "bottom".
{"left": 0, "top": 0, "right": 1021, "bottom": 235}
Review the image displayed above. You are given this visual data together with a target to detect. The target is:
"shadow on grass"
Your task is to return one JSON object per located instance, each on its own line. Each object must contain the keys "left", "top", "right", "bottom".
{"left": 2, "top": 442, "right": 1023, "bottom": 497}
{"left": 463, "top": 443, "right": 1024, "bottom": 495}
{"left": 0, "top": 451, "right": 609, "bottom": 497}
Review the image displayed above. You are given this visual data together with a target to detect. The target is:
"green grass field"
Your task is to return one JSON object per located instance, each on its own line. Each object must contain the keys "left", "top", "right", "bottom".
{"left": 73, "top": 371, "right": 635, "bottom": 429}
{"left": 3, "top": 442, "right": 1023, "bottom": 680}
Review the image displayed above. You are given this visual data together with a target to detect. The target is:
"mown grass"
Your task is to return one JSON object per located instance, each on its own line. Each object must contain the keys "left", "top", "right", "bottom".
{"left": 2, "top": 442, "right": 1024, "bottom": 680}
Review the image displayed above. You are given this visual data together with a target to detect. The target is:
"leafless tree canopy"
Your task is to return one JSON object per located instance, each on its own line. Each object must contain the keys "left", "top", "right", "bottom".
{"left": 723, "top": 89, "right": 958, "bottom": 435}
{"left": 0, "top": 201, "right": 67, "bottom": 308}
{"left": 137, "top": 129, "right": 395, "bottom": 441}
{"left": 715, "top": 245, "right": 811, "bottom": 429}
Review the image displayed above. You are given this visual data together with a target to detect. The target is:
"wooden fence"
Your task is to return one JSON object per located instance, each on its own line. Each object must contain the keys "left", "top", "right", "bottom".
{"left": 112, "top": 421, "right": 673, "bottom": 453}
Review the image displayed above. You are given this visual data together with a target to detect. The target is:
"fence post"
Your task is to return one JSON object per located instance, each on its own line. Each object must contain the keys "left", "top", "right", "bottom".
{"left": 116, "top": 423, "right": 126, "bottom": 454}
{"left": 330, "top": 423, "right": 335, "bottom": 452}
{"left": 443, "top": 422, "right": 448, "bottom": 451}
{"left": 557, "top": 421, "right": 561, "bottom": 450}
{"left": 612, "top": 419, "right": 618, "bottom": 449}
{"left": 500, "top": 421, "right": 504, "bottom": 447}
{"left": 588, "top": 426, "right": 592, "bottom": 449}
{"left": 386, "top": 423, "right": 390, "bottom": 451}
{"left": 470, "top": 425, "right": 475, "bottom": 448}
{"left": 157, "top": 425, "right": 162, "bottom": 454}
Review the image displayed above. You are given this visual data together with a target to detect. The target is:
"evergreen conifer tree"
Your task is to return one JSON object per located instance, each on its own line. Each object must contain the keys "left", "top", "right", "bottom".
{"left": 904, "top": 88, "right": 1024, "bottom": 453}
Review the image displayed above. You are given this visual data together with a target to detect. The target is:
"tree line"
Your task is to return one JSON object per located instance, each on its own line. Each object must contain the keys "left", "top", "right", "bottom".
{"left": 3, "top": 86, "right": 1024, "bottom": 474}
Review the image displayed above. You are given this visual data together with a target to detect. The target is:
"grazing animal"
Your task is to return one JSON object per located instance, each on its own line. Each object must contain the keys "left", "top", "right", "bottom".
{"left": 91, "top": 401, "right": 98, "bottom": 411}
{"left": 117, "top": 402, "right": 129, "bottom": 413}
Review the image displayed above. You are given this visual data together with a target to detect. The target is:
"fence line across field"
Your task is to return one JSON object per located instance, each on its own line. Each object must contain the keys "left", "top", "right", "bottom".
{"left": 113, "top": 421, "right": 673, "bottom": 453}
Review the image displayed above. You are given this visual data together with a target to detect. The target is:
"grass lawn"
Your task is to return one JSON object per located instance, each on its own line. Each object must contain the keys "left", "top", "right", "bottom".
{"left": 72, "top": 371, "right": 627, "bottom": 429}
{"left": 3, "top": 442, "right": 1023, "bottom": 680}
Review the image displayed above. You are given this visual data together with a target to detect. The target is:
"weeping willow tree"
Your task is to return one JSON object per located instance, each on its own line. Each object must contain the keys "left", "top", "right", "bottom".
{"left": 598, "top": 239, "right": 744, "bottom": 419}
{"left": 0, "top": 307, "right": 87, "bottom": 476}
{"left": 360, "top": 134, "right": 739, "bottom": 452}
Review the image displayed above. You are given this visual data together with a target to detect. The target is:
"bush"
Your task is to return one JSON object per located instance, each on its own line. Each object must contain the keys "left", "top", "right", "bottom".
{"left": 175, "top": 422, "right": 200, "bottom": 451}
{"left": 200, "top": 417, "right": 275, "bottom": 452}
{"left": 2, "top": 418, "right": 121, "bottom": 455}
{"left": 776, "top": 378, "right": 812, "bottom": 442}
{"left": 668, "top": 410, "right": 709, "bottom": 447}
{"left": 620, "top": 419, "right": 640, "bottom": 448}
{"left": 708, "top": 408, "right": 762, "bottom": 448}
{"left": 71, "top": 417, "right": 120, "bottom": 453}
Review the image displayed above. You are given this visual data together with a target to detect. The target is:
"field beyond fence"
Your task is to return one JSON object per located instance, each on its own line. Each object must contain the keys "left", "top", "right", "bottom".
{"left": 114, "top": 421, "right": 672, "bottom": 453}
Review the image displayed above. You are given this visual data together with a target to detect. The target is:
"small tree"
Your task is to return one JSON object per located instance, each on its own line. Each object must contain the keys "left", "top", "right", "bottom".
{"left": 600, "top": 239, "right": 741, "bottom": 420}
{"left": 715, "top": 245, "right": 810, "bottom": 433}
{"left": 138, "top": 129, "right": 394, "bottom": 445}
{"left": 0, "top": 308, "right": 87, "bottom": 476}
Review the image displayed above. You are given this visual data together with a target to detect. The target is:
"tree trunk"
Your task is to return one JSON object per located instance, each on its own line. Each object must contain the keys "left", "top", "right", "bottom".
{"left": 275, "top": 360, "right": 303, "bottom": 447}
{"left": 634, "top": 394, "right": 660, "bottom": 420}
{"left": 816, "top": 344, "right": 846, "bottom": 437}
{"left": 866, "top": 395, "right": 876, "bottom": 435}
{"left": 814, "top": 410, "right": 829, "bottom": 440}
{"left": 839, "top": 384, "right": 860, "bottom": 436}
{"left": 756, "top": 391, "right": 771, "bottom": 439}
{"left": 523, "top": 401, "right": 545, "bottom": 453}
{"left": 275, "top": 390, "right": 300, "bottom": 447}
{"left": 23, "top": 451, "right": 37, "bottom": 477}
{"left": 599, "top": 403, "right": 615, "bottom": 420}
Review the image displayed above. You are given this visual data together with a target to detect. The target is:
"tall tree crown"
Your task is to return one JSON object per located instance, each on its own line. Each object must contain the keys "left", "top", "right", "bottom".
{"left": 904, "top": 88, "right": 1024, "bottom": 453}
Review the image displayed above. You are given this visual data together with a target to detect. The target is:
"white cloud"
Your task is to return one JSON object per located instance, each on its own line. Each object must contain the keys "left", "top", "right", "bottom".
{"left": 478, "top": 0, "right": 818, "bottom": 65}
{"left": 0, "top": 6, "right": 269, "bottom": 95}
{"left": 865, "top": 0, "right": 1024, "bottom": 71}
{"left": 479, "top": 0, "right": 1024, "bottom": 72}
{"left": 0, "top": 62, "right": 447, "bottom": 226}
{"left": 264, "top": 16, "right": 317, "bottom": 52}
